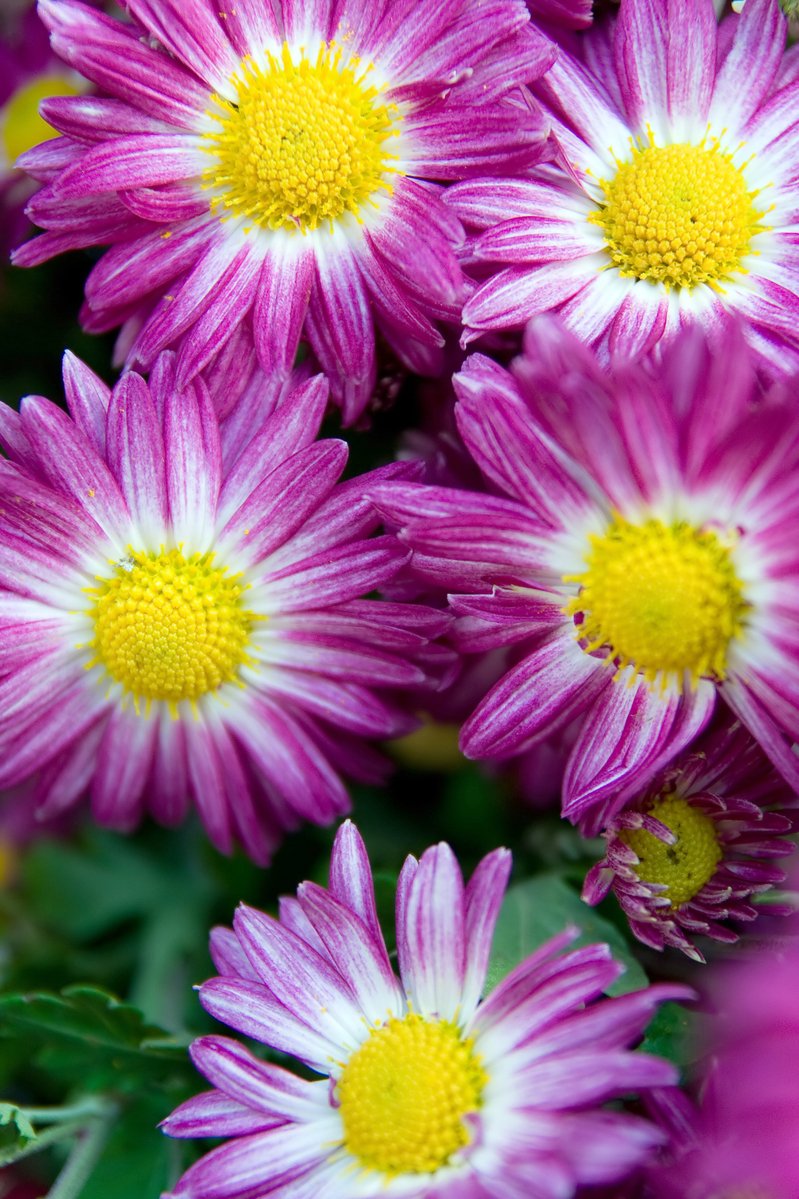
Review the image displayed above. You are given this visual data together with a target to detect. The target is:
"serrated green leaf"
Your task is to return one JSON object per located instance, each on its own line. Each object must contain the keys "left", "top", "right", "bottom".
{"left": 0, "top": 986, "right": 189, "bottom": 1093}
{"left": 486, "top": 873, "right": 648, "bottom": 996}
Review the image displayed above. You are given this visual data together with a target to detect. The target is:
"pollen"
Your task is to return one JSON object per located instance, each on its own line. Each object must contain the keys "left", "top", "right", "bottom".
{"left": 565, "top": 517, "right": 748, "bottom": 686}
{"left": 89, "top": 548, "right": 255, "bottom": 709}
{"left": 338, "top": 1012, "right": 487, "bottom": 1176}
{"left": 203, "top": 41, "right": 400, "bottom": 233}
{"left": 623, "top": 795, "right": 722, "bottom": 907}
{"left": 590, "top": 136, "right": 767, "bottom": 289}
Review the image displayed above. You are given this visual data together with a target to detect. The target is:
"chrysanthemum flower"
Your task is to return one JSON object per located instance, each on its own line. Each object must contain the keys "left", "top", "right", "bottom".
{"left": 647, "top": 910, "right": 799, "bottom": 1198}
{"left": 0, "top": 352, "right": 449, "bottom": 861}
{"left": 372, "top": 319, "right": 799, "bottom": 833}
{"left": 163, "top": 820, "right": 688, "bottom": 1199}
{"left": 0, "top": 4, "right": 84, "bottom": 257}
{"left": 583, "top": 718, "right": 797, "bottom": 961}
{"left": 450, "top": 0, "right": 799, "bottom": 376}
{"left": 15, "top": 0, "right": 551, "bottom": 425}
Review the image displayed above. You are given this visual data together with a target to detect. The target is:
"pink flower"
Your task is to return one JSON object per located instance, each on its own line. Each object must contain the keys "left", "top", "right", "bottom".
{"left": 16, "top": 0, "right": 553, "bottom": 424}
{"left": 163, "top": 820, "right": 688, "bottom": 1199}
{"left": 450, "top": 0, "right": 799, "bottom": 378}
{"left": 583, "top": 717, "right": 797, "bottom": 961}
{"left": 373, "top": 318, "right": 799, "bottom": 832}
{"left": 0, "top": 353, "right": 450, "bottom": 859}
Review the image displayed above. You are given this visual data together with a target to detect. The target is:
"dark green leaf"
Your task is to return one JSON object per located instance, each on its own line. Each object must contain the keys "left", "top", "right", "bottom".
{"left": 486, "top": 873, "right": 648, "bottom": 996}
{"left": 0, "top": 986, "right": 189, "bottom": 1093}
{"left": 639, "top": 1000, "right": 696, "bottom": 1068}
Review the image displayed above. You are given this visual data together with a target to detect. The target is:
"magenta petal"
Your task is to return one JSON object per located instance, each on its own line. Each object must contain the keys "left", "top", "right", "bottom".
{"left": 328, "top": 820, "right": 383, "bottom": 943}
{"left": 305, "top": 247, "right": 375, "bottom": 425}
{"left": 161, "top": 1090, "right": 281, "bottom": 1139}
{"left": 460, "top": 633, "right": 610, "bottom": 760}
{"left": 189, "top": 1035, "right": 319, "bottom": 1119}
{"left": 62, "top": 351, "right": 110, "bottom": 456}
{"left": 90, "top": 707, "right": 157, "bottom": 830}
{"left": 614, "top": 0, "right": 716, "bottom": 130}
{"left": 710, "top": 0, "right": 784, "bottom": 132}
{"left": 124, "top": 0, "right": 240, "bottom": 93}
{"left": 163, "top": 375, "right": 221, "bottom": 544}
{"left": 461, "top": 848, "right": 512, "bottom": 1016}
{"left": 166, "top": 1123, "right": 324, "bottom": 1199}
{"left": 217, "top": 375, "right": 329, "bottom": 520}
{"left": 199, "top": 976, "right": 342, "bottom": 1070}
{"left": 19, "top": 395, "right": 129, "bottom": 542}
{"left": 253, "top": 244, "right": 314, "bottom": 379}
{"left": 722, "top": 679, "right": 799, "bottom": 790}
{"left": 398, "top": 842, "right": 466, "bottom": 1021}
{"left": 220, "top": 441, "right": 347, "bottom": 562}
{"left": 562, "top": 678, "right": 716, "bottom": 835}
{"left": 297, "top": 882, "right": 403, "bottom": 1015}
{"left": 55, "top": 134, "right": 202, "bottom": 198}
{"left": 175, "top": 246, "right": 261, "bottom": 384}
{"left": 105, "top": 371, "right": 167, "bottom": 535}
{"left": 184, "top": 717, "right": 234, "bottom": 856}
{"left": 39, "top": 0, "right": 211, "bottom": 129}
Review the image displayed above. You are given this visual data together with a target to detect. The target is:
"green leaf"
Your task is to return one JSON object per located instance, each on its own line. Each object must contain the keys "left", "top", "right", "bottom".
{"left": 486, "top": 873, "right": 648, "bottom": 996}
{"left": 22, "top": 830, "right": 194, "bottom": 942}
{"left": 639, "top": 1000, "right": 696, "bottom": 1068}
{"left": 0, "top": 986, "right": 189, "bottom": 1093}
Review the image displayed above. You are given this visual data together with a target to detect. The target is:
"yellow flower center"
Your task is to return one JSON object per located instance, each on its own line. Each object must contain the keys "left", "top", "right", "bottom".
{"left": 622, "top": 795, "right": 722, "bottom": 907}
{"left": 566, "top": 517, "right": 747, "bottom": 685}
{"left": 2, "top": 74, "right": 79, "bottom": 166}
{"left": 338, "top": 1013, "right": 487, "bottom": 1177}
{"left": 204, "top": 41, "right": 400, "bottom": 233}
{"left": 89, "top": 548, "right": 256, "bottom": 711}
{"left": 590, "top": 137, "right": 766, "bottom": 289}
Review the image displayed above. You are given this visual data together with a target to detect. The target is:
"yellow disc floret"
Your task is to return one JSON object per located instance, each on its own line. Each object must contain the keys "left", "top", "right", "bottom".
{"left": 338, "top": 1012, "right": 487, "bottom": 1176}
{"left": 566, "top": 517, "right": 748, "bottom": 685}
{"left": 204, "top": 41, "right": 400, "bottom": 233}
{"left": 622, "top": 794, "right": 722, "bottom": 907}
{"left": 590, "top": 136, "right": 766, "bottom": 289}
{"left": 89, "top": 548, "right": 255, "bottom": 710}
{"left": 2, "top": 74, "right": 80, "bottom": 166}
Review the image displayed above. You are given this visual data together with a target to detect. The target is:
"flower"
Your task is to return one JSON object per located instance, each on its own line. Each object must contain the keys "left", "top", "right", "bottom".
{"left": 450, "top": 0, "right": 799, "bottom": 377}
{"left": 583, "top": 718, "right": 797, "bottom": 961}
{"left": 0, "top": 3, "right": 84, "bottom": 259}
{"left": 646, "top": 909, "right": 799, "bottom": 1198}
{"left": 0, "top": 352, "right": 449, "bottom": 861}
{"left": 371, "top": 318, "right": 799, "bottom": 833}
{"left": 16, "top": 0, "right": 552, "bottom": 425}
{"left": 162, "top": 820, "right": 688, "bottom": 1199}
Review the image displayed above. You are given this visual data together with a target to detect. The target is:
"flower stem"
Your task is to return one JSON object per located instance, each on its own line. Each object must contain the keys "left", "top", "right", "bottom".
{"left": 46, "top": 1105, "right": 118, "bottom": 1199}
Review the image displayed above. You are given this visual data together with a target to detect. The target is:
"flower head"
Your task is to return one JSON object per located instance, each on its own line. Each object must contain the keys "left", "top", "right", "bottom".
{"left": 451, "top": 0, "right": 799, "bottom": 377}
{"left": 0, "top": 3, "right": 84, "bottom": 257}
{"left": 17, "top": 0, "right": 552, "bottom": 424}
{"left": 372, "top": 318, "right": 799, "bottom": 833}
{"left": 163, "top": 820, "right": 688, "bottom": 1199}
{"left": 0, "top": 353, "right": 448, "bottom": 860}
{"left": 583, "top": 718, "right": 798, "bottom": 961}
{"left": 647, "top": 908, "right": 799, "bottom": 1198}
